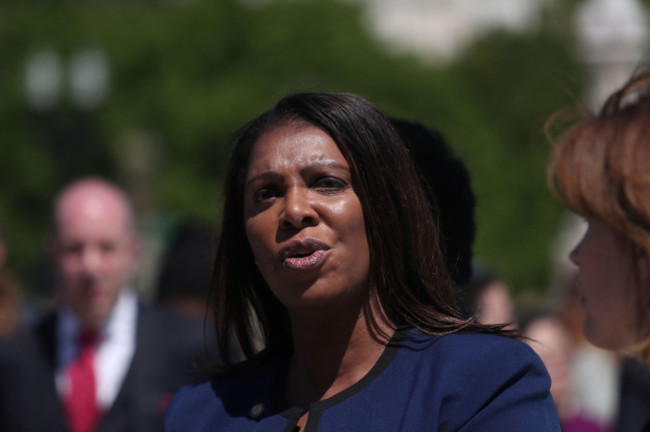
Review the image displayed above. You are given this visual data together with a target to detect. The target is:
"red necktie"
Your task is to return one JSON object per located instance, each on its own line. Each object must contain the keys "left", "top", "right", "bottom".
{"left": 63, "top": 331, "right": 101, "bottom": 432}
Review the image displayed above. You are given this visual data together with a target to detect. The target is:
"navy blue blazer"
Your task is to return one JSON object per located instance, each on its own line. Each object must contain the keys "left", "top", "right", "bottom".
{"left": 165, "top": 330, "right": 561, "bottom": 431}
{"left": 0, "top": 303, "right": 208, "bottom": 432}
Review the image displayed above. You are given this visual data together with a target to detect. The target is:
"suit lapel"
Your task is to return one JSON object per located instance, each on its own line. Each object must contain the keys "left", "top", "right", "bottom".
{"left": 96, "top": 303, "right": 161, "bottom": 432}
{"left": 32, "top": 312, "right": 70, "bottom": 432}
{"left": 95, "top": 304, "right": 142, "bottom": 432}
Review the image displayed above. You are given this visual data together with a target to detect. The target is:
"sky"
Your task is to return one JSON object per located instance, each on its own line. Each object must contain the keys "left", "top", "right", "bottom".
{"left": 360, "top": 0, "right": 553, "bottom": 62}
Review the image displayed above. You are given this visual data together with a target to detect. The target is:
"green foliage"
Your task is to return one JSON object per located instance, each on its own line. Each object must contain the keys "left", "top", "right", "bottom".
{"left": 0, "top": 0, "right": 583, "bottom": 296}
{"left": 452, "top": 27, "right": 584, "bottom": 290}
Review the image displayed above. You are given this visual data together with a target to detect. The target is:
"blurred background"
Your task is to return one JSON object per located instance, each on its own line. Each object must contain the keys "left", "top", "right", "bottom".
{"left": 0, "top": 0, "right": 648, "bottom": 309}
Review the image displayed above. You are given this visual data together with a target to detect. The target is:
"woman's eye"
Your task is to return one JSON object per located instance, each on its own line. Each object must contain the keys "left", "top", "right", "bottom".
{"left": 314, "top": 177, "right": 346, "bottom": 191}
{"left": 252, "top": 188, "right": 278, "bottom": 203}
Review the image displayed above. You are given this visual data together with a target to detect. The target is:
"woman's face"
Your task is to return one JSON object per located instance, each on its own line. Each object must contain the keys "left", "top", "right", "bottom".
{"left": 569, "top": 220, "right": 641, "bottom": 350}
{"left": 243, "top": 122, "right": 370, "bottom": 315}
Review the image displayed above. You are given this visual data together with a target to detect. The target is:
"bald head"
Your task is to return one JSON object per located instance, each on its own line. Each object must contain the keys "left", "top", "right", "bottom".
{"left": 52, "top": 178, "right": 139, "bottom": 329}
{"left": 54, "top": 178, "right": 135, "bottom": 237}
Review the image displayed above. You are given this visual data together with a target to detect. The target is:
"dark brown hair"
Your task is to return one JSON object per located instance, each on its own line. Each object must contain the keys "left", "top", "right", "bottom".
{"left": 213, "top": 92, "right": 508, "bottom": 365}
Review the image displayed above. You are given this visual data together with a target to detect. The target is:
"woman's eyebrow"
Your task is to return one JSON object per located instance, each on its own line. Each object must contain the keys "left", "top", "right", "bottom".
{"left": 246, "top": 161, "right": 348, "bottom": 188}
{"left": 300, "top": 160, "right": 348, "bottom": 175}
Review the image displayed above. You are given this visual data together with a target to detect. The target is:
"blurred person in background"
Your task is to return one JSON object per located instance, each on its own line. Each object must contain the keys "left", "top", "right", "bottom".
{"left": 164, "top": 92, "right": 560, "bottom": 431}
{"left": 616, "top": 355, "right": 650, "bottom": 432}
{"left": 0, "top": 177, "right": 207, "bottom": 432}
{"left": 0, "top": 221, "right": 19, "bottom": 339}
{"left": 155, "top": 219, "right": 214, "bottom": 321}
{"left": 548, "top": 70, "right": 650, "bottom": 431}
{"left": 392, "top": 118, "right": 475, "bottom": 288}
{"left": 462, "top": 267, "right": 518, "bottom": 329}
{"left": 394, "top": 120, "right": 528, "bottom": 336}
{"left": 524, "top": 313, "right": 609, "bottom": 432}
{"left": 558, "top": 281, "right": 619, "bottom": 432}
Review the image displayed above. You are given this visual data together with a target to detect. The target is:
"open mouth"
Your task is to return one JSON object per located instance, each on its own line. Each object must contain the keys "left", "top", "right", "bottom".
{"left": 284, "top": 249, "right": 327, "bottom": 271}
{"left": 280, "top": 240, "right": 330, "bottom": 271}
{"left": 291, "top": 251, "right": 313, "bottom": 258}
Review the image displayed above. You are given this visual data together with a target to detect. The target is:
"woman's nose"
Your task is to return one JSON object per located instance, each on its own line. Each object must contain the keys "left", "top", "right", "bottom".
{"left": 280, "top": 187, "right": 319, "bottom": 229}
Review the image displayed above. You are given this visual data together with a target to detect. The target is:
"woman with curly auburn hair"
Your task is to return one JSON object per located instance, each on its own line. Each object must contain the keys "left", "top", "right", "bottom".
{"left": 548, "top": 71, "right": 650, "bottom": 372}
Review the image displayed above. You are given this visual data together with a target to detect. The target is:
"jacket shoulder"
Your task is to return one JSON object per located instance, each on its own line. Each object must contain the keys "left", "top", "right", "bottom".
{"left": 427, "top": 333, "right": 560, "bottom": 431}
{"left": 418, "top": 332, "right": 553, "bottom": 403}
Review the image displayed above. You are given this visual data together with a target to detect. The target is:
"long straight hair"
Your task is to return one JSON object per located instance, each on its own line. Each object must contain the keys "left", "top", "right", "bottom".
{"left": 213, "top": 92, "right": 507, "bottom": 366}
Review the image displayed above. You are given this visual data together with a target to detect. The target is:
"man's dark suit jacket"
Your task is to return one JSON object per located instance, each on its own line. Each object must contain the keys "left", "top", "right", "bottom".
{"left": 0, "top": 303, "right": 211, "bottom": 432}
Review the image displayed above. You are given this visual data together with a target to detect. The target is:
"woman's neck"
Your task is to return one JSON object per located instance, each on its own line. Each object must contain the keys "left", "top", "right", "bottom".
{"left": 285, "top": 306, "right": 394, "bottom": 409}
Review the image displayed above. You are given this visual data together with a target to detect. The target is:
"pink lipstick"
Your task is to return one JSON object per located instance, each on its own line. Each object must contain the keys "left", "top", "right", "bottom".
{"left": 279, "top": 239, "right": 330, "bottom": 271}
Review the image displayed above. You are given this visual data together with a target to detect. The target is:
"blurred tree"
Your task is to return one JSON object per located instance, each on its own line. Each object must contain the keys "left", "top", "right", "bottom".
{"left": 0, "top": 0, "right": 582, "bottom": 297}
{"left": 453, "top": 25, "right": 584, "bottom": 291}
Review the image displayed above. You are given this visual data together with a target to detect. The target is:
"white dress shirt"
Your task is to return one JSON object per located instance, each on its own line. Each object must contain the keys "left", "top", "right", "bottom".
{"left": 56, "top": 288, "right": 138, "bottom": 410}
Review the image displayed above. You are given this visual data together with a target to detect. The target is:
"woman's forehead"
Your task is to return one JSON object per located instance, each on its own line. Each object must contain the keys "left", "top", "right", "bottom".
{"left": 248, "top": 124, "right": 345, "bottom": 170}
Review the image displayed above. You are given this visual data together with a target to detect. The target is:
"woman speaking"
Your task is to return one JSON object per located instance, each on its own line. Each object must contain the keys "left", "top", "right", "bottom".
{"left": 165, "top": 92, "right": 560, "bottom": 431}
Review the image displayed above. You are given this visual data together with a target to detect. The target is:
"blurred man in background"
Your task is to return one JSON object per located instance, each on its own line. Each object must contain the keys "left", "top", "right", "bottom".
{"left": 0, "top": 177, "right": 207, "bottom": 432}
